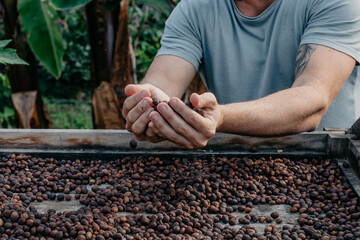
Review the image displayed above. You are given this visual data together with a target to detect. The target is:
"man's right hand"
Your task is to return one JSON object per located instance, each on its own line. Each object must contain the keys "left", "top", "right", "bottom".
{"left": 122, "top": 83, "right": 170, "bottom": 141}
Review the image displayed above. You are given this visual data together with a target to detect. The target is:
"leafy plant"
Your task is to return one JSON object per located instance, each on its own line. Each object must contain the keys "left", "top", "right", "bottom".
{"left": 18, "top": 0, "right": 64, "bottom": 78}
{"left": 128, "top": 0, "right": 177, "bottom": 80}
{"left": 0, "top": 40, "right": 28, "bottom": 65}
{"left": 17, "top": 0, "right": 93, "bottom": 78}
{"left": 135, "top": 0, "right": 172, "bottom": 17}
{"left": 38, "top": 8, "right": 91, "bottom": 99}
{"left": 0, "top": 40, "right": 27, "bottom": 128}
{"left": 0, "top": 73, "right": 16, "bottom": 128}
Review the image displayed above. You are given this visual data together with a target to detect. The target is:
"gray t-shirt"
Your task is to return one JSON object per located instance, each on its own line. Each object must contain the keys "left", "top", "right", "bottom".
{"left": 157, "top": 0, "right": 360, "bottom": 130}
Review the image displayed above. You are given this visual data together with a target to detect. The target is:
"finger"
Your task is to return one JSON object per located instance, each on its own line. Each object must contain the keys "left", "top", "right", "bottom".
{"left": 126, "top": 97, "right": 152, "bottom": 132}
{"left": 125, "top": 84, "right": 147, "bottom": 96}
{"left": 149, "top": 111, "right": 194, "bottom": 148}
{"left": 131, "top": 107, "right": 154, "bottom": 136}
{"left": 168, "top": 98, "right": 215, "bottom": 141}
{"left": 134, "top": 135, "right": 147, "bottom": 141}
{"left": 147, "top": 121, "right": 165, "bottom": 139}
{"left": 122, "top": 89, "right": 151, "bottom": 118}
{"left": 155, "top": 103, "right": 207, "bottom": 148}
{"left": 145, "top": 124, "right": 165, "bottom": 143}
{"left": 190, "top": 92, "right": 217, "bottom": 109}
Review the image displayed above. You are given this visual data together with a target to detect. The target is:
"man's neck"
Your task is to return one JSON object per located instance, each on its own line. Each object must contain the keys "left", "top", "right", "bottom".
{"left": 234, "top": 0, "right": 276, "bottom": 17}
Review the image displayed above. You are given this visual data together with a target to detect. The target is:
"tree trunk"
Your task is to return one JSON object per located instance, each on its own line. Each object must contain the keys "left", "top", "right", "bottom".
{"left": 86, "top": 0, "right": 204, "bottom": 129}
{"left": 0, "top": 0, "right": 51, "bottom": 128}
{"left": 110, "top": 0, "right": 134, "bottom": 124}
{"left": 85, "top": 0, "right": 134, "bottom": 129}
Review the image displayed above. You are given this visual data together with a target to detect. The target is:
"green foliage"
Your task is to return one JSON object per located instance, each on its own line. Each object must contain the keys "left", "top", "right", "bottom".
{"left": 135, "top": 0, "right": 172, "bottom": 17}
{"left": 44, "top": 98, "right": 93, "bottom": 129}
{"left": 18, "top": 0, "right": 65, "bottom": 78}
{"left": 0, "top": 40, "right": 28, "bottom": 65}
{"left": 50, "top": 0, "right": 92, "bottom": 10}
{"left": 39, "top": 8, "right": 91, "bottom": 99}
{"left": 0, "top": 73, "right": 15, "bottom": 128}
{"left": 129, "top": 1, "right": 168, "bottom": 81}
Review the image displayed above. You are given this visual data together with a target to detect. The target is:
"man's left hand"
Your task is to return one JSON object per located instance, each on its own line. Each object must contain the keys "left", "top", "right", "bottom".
{"left": 147, "top": 92, "right": 224, "bottom": 149}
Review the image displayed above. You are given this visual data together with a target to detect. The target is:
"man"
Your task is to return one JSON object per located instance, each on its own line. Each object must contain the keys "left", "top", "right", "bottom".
{"left": 122, "top": 0, "right": 360, "bottom": 148}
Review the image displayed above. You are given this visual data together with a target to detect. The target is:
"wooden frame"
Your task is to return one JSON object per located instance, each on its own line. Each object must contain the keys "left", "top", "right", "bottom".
{"left": 0, "top": 128, "right": 360, "bottom": 195}
{"left": 0, "top": 129, "right": 358, "bottom": 160}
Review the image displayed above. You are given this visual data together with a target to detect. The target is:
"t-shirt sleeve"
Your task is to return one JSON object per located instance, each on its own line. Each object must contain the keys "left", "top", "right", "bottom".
{"left": 156, "top": 0, "right": 203, "bottom": 71}
{"left": 300, "top": 0, "right": 360, "bottom": 64}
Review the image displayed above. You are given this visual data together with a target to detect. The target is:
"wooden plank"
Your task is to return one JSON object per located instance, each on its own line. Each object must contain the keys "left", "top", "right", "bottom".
{"left": 0, "top": 129, "right": 329, "bottom": 154}
{"left": 326, "top": 130, "right": 353, "bottom": 158}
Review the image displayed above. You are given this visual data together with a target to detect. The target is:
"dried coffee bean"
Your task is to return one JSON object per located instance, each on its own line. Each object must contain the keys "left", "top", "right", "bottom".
{"left": 259, "top": 216, "right": 266, "bottom": 223}
{"left": 10, "top": 212, "right": 19, "bottom": 222}
{"left": 270, "top": 212, "right": 279, "bottom": 219}
{"left": 275, "top": 218, "right": 283, "bottom": 224}
{"left": 185, "top": 101, "right": 202, "bottom": 114}
{"left": 130, "top": 139, "right": 137, "bottom": 149}
{"left": 343, "top": 162, "right": 350, "bottom": 168}
{"left": 266, "top": 216, "right": 273, "bottom": 223}
{"left": 57, "top": 194, "right": 64, "bottom": 201}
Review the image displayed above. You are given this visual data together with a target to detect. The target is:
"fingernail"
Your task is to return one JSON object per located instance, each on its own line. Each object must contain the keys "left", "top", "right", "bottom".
{"left": 141, "top": 91, "right": 147, "bottom": 98}
{"left": 169, "top": 99, "right": 177, "bottom": 107}
{"left": 158, "top": 105, "right": 167, "bottom": 113}
{"left": 142, "top": 100, "right": 149, "bottom": 108}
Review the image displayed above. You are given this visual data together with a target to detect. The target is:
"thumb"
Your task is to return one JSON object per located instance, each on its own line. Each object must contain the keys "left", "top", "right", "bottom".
{"left": 124, "top": 84, "right": 150, "bottom": 97}
{"left": 190, "top": 92, "right": 217, "bottom": 109}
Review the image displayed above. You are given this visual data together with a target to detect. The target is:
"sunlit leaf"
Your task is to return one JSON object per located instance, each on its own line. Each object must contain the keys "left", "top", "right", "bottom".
{"left": 0, "top": 40, "right": 28, "bottom": 65}
{"left": 0, "top": 40, "right": 12, "bottom": 49}
{"left": 18, "top": 0, "right": 64, "bottom": 78}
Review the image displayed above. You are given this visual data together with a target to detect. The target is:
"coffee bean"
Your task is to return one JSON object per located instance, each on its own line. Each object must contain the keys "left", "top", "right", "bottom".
{"left": 57, "top": 194, "right": 64, "bottom": 201}
{"left": 130, "top": 139, "right": 137, "bottom": 149}
{"left": 10, "top": 212, "right": 19, "bottom": 222}
{"left": 270, "top": 212, "right": 279, "bottom": 219}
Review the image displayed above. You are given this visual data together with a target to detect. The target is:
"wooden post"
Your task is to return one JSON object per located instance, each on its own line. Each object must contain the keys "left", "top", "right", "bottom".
{"left": 351, "top": 117, "right": 360, "bottom": 138}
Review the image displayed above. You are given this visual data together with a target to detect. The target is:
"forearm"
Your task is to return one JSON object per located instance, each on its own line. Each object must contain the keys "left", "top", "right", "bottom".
{"left": 141, "top": 55, "right": 196, "bottom": 98}
{"left": 217, "top": 86, "right": 327, "bottom": 136}
{"left": 218, "top": 44, "right": 356, "bottom": 137}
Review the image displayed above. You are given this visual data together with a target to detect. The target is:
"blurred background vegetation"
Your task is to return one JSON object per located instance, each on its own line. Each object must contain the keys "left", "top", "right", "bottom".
{"left": 0, "top": 0, "right": 177, "bottom": 129}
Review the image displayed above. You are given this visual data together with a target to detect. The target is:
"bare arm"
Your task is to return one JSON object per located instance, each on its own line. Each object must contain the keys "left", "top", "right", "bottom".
{"left": 124, "top": 44, "right": 355, "bottom": 147}
{"left": 217, "top": 44, "right": 355, "bottom": 135}
{"left": 141, "top": 55, "right": 197, "bottom": 98}
{"left": 146, "top": 44, "right": 355, "bottom": 148}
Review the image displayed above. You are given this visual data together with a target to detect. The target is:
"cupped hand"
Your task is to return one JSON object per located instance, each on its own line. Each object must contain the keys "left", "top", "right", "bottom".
{"left": 147, "top": 92, "right": 224, "bottom": 148}
{"left": 122, "top": 83, "right": 170, "bottom": 141}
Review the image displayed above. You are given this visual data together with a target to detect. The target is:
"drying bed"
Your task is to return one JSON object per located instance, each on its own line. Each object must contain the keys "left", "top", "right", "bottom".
{"left": 0, "top": 129, "right": 360, "bottom": 239}
{"left": 0, "top": 153, "right": 359, "bottom": 240}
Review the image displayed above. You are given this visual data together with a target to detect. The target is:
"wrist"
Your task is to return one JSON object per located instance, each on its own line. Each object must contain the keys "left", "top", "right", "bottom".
{"left": 216, "top": 104, "right": 226, "bottom": 132}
